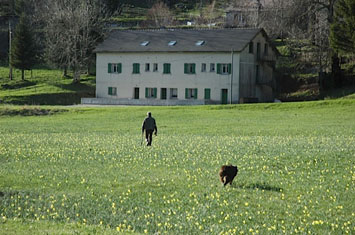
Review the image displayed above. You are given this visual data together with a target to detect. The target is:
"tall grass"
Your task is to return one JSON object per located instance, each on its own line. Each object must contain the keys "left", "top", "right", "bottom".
{"left": 0, "top": 100, "right": 354, "bottom": 234}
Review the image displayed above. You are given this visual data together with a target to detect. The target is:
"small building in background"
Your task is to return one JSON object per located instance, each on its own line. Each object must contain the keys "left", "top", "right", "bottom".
{"left": 82, "top": 28, "right": 278, "bottom": 105}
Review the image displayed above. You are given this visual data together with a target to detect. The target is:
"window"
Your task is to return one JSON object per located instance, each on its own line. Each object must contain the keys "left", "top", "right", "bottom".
{"left": 161, "top": 88, "right": 167, "bottom": 99}
{"left": 185, "top": 88, "right": 198, "bottom": 99}
{"left": 168, "top": 41, "right": 177, "bottom": 46}
{"left": 264, "top": 43, "right": 269, "bottom": 55}
{"left": 170, "top": 88, "right": 178, "bottom": 99}
{"left": 145, "top": 87, "right": 157, "bottom": 98}
{"left": 204, "top": 88, "right": 211, "bottom": 100}
{"left": 108, "top": 63, "right": 122, "bottom": 73}
{"left": 210, "top": 63, "right": 215, "bottom": 72}
{"left": 133, "top": 63, "right": 140, "bottom": 74}
{"left": 141, "top": 41, "right": 149, "bottom": 46}
{"left": 145, "top": 63, "right": 150, "bottom": 72}
{"left": 217, "top": 63, "right": 232, "bottom": 75}
{"left": 184, "top": 63, "right": 196, "bottom": 74}
{"left": 153, "top": 63, "right": 158, "bottom": 72}
{"left": 134, "top": 87, "right": 139, "bottom": 99}
{"left": 195, "top": 40, "right": 205, "bottom": 46}
{"left": 249, "top": 42, "right": 254, "bottom": 53}
{"left": 108, "top": 87, "right": 117, "bottom": 96}
{"left": 201, "top": 63, "right": 206, "bottom": 72}
{"left": 163, "top": 63, "right": 171, "bottom": 74}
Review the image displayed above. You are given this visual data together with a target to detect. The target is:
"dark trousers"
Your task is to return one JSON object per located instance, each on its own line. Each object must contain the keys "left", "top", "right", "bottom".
{"left": 145, "top": 129, "right": 154, "bottom": 146}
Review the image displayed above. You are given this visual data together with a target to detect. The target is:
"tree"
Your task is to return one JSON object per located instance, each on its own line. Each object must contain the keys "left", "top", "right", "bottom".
{"left": 199, "top": 0, "right": 218, "bottom": 26}
{"left": 10, "top": 13, "right": 37, "bottom": 80}
{"left": 270, "top": 0, "right": 339, "bottom": 75}
{"left": 330, "top": 0, "right": 355, "bottom": 56}
{"left": 146, "top": 1, "right": 173, "bottom": 28}
{"left": 43, "top": 0, "right": 107, "bottom": 83}
{"left": 103, "top": 0, "right": 126, "bottom": 15}
{"left": 260, "top": 0, "right": 291, "bottom": 39}
{"left": 0, "top": 0, "right": 13, "bottom": 16}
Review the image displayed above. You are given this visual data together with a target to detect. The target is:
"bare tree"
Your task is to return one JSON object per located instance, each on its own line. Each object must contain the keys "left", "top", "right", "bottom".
{"left": 146, "top": 1, "right": 173, "bottom": 28}
{"left": 261, "top": 0, "right": 341, "bottom": 87}
{"left": 226, "top": 0, "right": 263, "bottom": 28}
{"left": 199, "top": 0, "right": 218, "bottom": 27}
{"left": 43, "top": 0, "right": 107, "bottom": 83}
{"left": 292, "top": 0, "right": 339, "bottom": 75}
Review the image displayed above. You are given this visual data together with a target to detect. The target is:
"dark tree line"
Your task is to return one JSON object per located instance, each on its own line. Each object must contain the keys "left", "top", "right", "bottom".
{"left": 1, "top": 0, "right": 110, "bottom": 82}
{"left": 254, "top": 0, "right": 354, "bottom": 87}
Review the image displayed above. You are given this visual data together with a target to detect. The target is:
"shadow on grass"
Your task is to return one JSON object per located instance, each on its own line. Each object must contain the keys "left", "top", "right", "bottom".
{"left": 53, "top": 82, "right": 95, "bottom": 92}
{"left": 320, "top": 86, "right": 355, "bottom": 99}
{"left": 235, "top": 182, "right": 282, "bottom": 192}
{"left": 0, "top": 107, "right": 68, "bottom": 116}
{"left": 0, "top": 80, "right": 36, "bottom": 90}
{"left": 2, "top": 92, "right": 95, "bottom": 105}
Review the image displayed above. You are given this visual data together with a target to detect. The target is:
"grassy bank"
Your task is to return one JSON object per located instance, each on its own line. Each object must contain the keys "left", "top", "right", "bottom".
{"left": 0, "top": 67, "right": 95, "bottom": 105}
{"left": 0, "top": 100, "right": 354, "bottom": 234}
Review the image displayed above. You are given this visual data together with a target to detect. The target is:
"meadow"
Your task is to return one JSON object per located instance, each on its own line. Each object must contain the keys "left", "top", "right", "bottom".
{"left": 0, "top": 67, "right": 95, "bottom": 105}
{"left": 0, "top": 100, "right": 354, "bottom": 234}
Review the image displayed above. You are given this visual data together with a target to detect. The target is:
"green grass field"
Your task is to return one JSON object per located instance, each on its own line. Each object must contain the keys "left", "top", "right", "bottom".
{"left": 0, "top": 67, "right": 95, "bottom": 105}
{"left": 0, "top": 100, "right": 354, "bottom": 234}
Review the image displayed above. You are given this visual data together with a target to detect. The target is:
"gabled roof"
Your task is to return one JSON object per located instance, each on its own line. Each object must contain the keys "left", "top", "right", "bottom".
{"left": 94, "top": 28, "right": 265, "bottom": 53}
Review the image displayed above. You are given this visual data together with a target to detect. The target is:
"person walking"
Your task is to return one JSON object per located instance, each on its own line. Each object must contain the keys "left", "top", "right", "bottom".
{"left": 142, "top": 112, "right": 157, "bottom": 146}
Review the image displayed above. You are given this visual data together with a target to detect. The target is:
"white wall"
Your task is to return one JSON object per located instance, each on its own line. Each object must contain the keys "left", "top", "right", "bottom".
{"left": 96, "top": 52, "right": 241, "bottom": 103}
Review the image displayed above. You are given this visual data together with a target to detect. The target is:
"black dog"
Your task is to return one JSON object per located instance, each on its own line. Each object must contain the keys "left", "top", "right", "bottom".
{"left": 219, "top": 165, "right": 238, "bottom": 186}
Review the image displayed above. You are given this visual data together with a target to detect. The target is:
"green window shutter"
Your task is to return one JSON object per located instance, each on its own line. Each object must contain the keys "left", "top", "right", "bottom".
{"left": 185, "top": 88, "right": 188, "bottom": 99}
{"left": 192, "top": 64, "right": 196, "bottom": 74}
{"left": 217, "top": 63, "right": 221, "bottom": 74}
{"left": 163, "top": 63, "right": 171, "bottom": 74}
{"left": 205, "top": 88, "right": 211, "bottom": 99}
{"left": 118, "top": 63, "right": 122, "bottom": 73}
{"left": 137, "top": 63, "right": 140, "bottom": 73}
{"left": 167, "top": 63, "right": 171, "bottom": 73}
{"left": 228, "top": 64, "right": 232, "bottom": 74}
{"left": 133, "top": 63, "right": 140, "bottom": 74}
{"left": 145, "top": 88, "right": 148, "bottom": 98}
{"left": 108, "top": 87, "right": 112, "bottom": 95}
{"left": 153, "top": 88, "right": 157, "bottom": 98}
{"left": 108, "top": 63, "right": 112, "bottom": 73}
{"left": 184, "top": 63, "right": 188, "bottom": 74}
{"left": 194, "top": 88, "right": 198, "bottom": 99}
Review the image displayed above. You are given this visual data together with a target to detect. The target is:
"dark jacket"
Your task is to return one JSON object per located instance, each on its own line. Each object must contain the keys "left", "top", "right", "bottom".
{"left": 142, "top": 116, "right": 157, "bottom": 132}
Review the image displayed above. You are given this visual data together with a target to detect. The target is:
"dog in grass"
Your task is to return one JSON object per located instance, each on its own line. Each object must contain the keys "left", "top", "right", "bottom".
{"left": 219, "top": 165, "right": 238, "bottom": 186}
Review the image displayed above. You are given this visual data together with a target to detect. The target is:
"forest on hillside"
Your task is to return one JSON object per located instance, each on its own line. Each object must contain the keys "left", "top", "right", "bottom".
{"left": 0, "top": 0, "right": 354, "bottom": 99}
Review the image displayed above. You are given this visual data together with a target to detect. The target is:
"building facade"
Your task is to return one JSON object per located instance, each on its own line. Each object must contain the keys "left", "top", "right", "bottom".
{"left": 83, "top": 28, "right": 277, "bottom": 105}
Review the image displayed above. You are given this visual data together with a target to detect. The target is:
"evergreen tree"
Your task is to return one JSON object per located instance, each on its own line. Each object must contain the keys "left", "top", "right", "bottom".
{"left": 10, "top": 13, "right": 37, "bottom": 80}
{"left": 330, "top": 0, "right": 355, "bottom": 56}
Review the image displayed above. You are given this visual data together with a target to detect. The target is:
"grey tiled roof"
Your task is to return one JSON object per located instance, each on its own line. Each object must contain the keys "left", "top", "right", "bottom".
{"left": 94, "top": 28, "right": 263, "bottom": 53}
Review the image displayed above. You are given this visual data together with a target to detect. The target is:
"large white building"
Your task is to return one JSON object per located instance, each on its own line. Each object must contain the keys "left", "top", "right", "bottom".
{"left": 82, "top": 28, "right": 277, "bottom": 105}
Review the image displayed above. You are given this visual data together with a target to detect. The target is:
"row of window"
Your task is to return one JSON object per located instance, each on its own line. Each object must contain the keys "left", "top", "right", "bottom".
{"left": 108, "top": 87, "right": 212, "bottom": 100}
{"left": 140, "top": 40, "right": 205, "bottom": 47}
{"left": 108, "top": 63, "right": 232, "bottom": 75}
